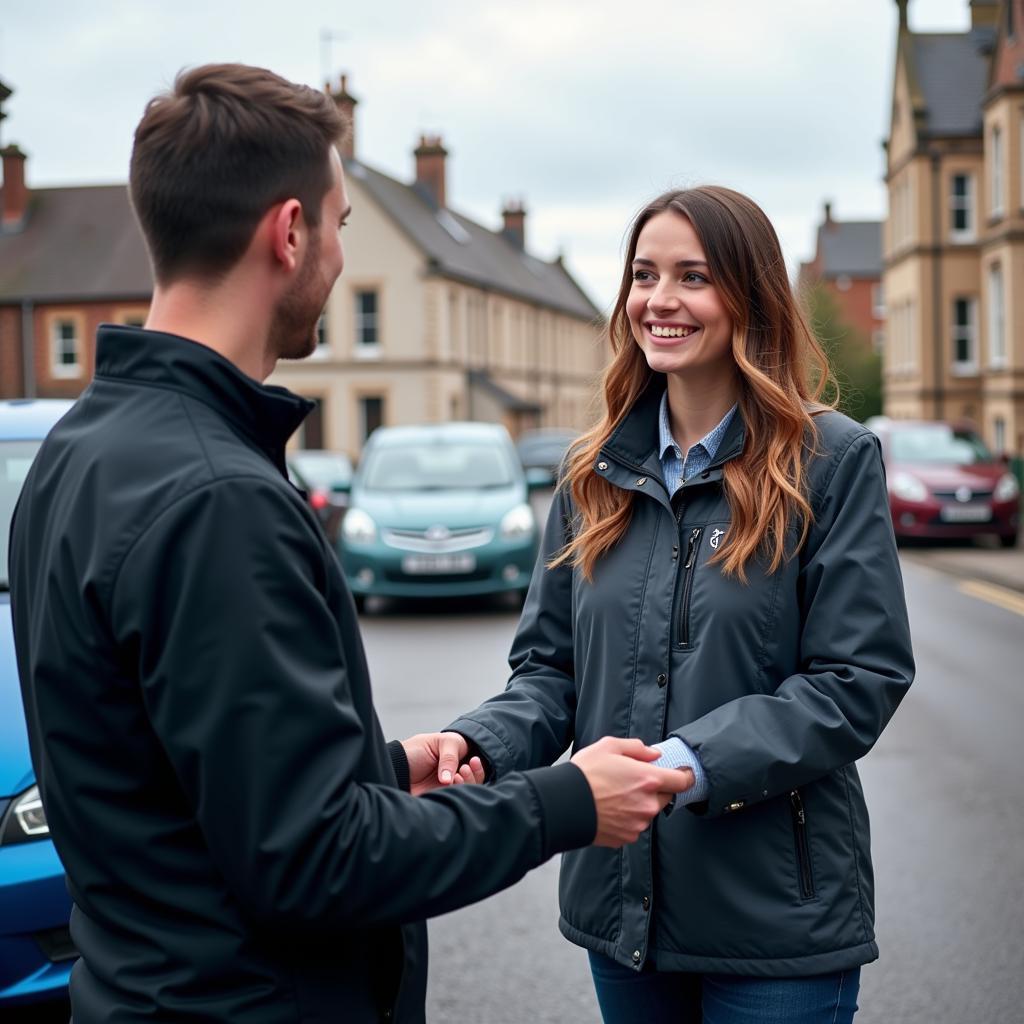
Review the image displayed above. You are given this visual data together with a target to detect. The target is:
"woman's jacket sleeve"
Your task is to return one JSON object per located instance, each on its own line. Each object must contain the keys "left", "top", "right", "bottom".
{"left": 447, "top": 484, "right": 578, "bottom": 775}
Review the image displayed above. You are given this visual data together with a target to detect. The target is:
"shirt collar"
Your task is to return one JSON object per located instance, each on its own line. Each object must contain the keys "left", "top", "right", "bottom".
{"left": 658, "top": 391, "right": 737, "bottom": 462}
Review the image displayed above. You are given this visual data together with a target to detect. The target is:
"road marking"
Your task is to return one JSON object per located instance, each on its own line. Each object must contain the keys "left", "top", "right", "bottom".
{"left": 957, "top": 579, "right": 1024, "bottom": 618}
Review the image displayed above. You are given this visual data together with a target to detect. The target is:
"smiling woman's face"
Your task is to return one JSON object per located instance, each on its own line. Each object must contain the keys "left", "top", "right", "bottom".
{"left": 626, "top": 210, "right": 735, "bottom": 383}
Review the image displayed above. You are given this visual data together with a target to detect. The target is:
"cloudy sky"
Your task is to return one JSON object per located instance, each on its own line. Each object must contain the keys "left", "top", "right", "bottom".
{"left": 2, "top": 0, "right": 970, "bottom": 311}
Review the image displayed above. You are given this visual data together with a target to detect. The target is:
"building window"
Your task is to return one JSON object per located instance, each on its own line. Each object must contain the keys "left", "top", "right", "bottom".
{"left": 994, "top": 416, "right": 1007, "bottom": 453}
{"left": 358, "top": 395, "right": 384, "bottom": 442}
{"left": 354, "top": 289, "right": 379, "bottom": 353}
{"left": 991, "top": 126, "right": 1004, "bottom": 216}
{"left": 987, "top": 264, "right": 1007, "bottom": 367}
{"left": 50, "top": 318, "right": 82, "bottom": 379}
{"left": 872, "top": 282, "right": 885, "bottom": 317}
{"left": 950, "top": 174, "right": 975, "bottom": 241}
{"left": 952, "top": 297, "right": 978, "bottom": 375}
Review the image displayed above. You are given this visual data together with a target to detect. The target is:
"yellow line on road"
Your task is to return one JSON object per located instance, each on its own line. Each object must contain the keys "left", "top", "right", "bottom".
{"left": 957, "top": 579, "right": 1024, "bottom": 618}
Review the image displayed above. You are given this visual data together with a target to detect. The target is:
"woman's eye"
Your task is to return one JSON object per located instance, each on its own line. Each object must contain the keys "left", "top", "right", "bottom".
{"left": 632, "top": 270, "right": 654, "bottom": 282}
{"left": 682, "top": 272, "right": 707, "bottom": 284}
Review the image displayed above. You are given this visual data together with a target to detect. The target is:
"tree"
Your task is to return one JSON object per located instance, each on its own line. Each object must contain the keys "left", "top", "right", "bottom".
{"left": 803, "top": 283, "right": 883, "bottom": 423}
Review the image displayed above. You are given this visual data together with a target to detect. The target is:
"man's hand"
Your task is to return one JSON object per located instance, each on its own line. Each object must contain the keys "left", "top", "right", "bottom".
{"left": 571, "top": 737, "right": 695, "bottom": 847}
{"left": 401, "top": 732, "right": 486, "bottom": 797}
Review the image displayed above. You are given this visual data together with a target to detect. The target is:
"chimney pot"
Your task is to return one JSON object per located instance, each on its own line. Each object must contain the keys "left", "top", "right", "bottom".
{"left": 329, "top": 73, "right": 359, "bottom": 161}
{"left": 501, "top": 198, "right": 527, "bottom": 250}
{"left": 1, "top": 143, "right": 29, "bottom": 227}
{"left": 414, "top": 134, "right": 449, "bottom": 208}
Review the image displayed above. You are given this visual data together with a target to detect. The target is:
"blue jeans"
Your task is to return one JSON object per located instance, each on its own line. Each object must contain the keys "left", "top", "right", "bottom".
{"left": 588, "top": 952, "right": 859, "bottom": 1024}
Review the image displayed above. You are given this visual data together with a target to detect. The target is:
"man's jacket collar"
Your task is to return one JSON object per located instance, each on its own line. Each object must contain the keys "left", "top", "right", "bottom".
{"left": 94, "top": 325, "right": 313, "bottom": 462}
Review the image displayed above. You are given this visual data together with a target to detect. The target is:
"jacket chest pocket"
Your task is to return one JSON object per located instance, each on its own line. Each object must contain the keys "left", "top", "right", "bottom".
{"left": 671, "top": 520, "right": 789, "bottom": 664}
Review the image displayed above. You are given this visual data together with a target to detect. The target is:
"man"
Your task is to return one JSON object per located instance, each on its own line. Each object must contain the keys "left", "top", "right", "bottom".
{"left": 8, "top": 64, "right": 692, "bottom": 1023}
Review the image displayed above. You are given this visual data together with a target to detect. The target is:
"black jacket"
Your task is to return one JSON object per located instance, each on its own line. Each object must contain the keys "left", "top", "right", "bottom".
{"left": 450, "top": 379, "right": 915, "bottom": 977}
{"left": 8, "top": 325, "right": 596, "bottom": 1023}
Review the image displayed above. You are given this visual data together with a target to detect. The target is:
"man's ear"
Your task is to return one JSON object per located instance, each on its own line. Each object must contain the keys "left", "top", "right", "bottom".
{"left": 269, "top": 199, "right": 304, "bottom": 273}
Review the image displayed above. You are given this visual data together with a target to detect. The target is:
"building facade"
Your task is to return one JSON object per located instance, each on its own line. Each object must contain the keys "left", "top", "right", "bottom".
{"left": 268, "top": 76, "right": 605, "bottom": 456}
{"left": 0, "top": 79, "right": 152, "bottom": 399}
{"left": 799, "top": 202, "right": 884, "bottom": 349}
{"left": 0, "top": 74, "right": 605, "bottom": 456}
{"left": 883, "top": 0, "right": 1024, "bottom": 456}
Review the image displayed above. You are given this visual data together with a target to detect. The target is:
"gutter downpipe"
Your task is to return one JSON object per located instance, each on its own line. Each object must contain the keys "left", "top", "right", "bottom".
{"left": 930, "top": 149, "right": 944, "bottom": 419}
{"left": 20, "top": 298, "right": 35, "bottom": 398}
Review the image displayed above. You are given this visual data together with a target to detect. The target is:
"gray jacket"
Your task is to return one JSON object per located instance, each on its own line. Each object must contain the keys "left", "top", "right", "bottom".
{"left": 450, "top": 380, "right": 915, "bottom": 977}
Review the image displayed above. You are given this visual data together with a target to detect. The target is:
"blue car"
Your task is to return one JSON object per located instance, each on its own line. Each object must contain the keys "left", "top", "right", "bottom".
{"left": 0, "top": 398, "right": 76, "bottom": 1009}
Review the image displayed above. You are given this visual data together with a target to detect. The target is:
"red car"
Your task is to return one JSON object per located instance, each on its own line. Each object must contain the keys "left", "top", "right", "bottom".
{"left": 867, "top": 418, "right": 1020, "bottom": 547}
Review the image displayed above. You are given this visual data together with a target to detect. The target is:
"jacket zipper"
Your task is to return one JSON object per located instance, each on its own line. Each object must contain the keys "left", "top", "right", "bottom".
{"left": 789, "top": 789, "right": 816, "bottom": 899}
{"left": 678, "top": 527, "right": 702, "bottom": 649}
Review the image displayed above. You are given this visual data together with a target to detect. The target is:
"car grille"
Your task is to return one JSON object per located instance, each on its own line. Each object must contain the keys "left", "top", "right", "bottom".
{"left": 932, "top": 489, "right": 993, "bottom": 501}
{"left": 382, "top": 566, "right": 493, "bottom": 584}
{"left": 35, "top": 926, "right": 78, "bottom": 963}
{"left": 381, "top": 527, "right": 494, "bottom": 553}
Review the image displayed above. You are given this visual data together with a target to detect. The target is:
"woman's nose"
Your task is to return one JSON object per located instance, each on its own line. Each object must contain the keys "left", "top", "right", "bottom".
{"left": 649, "top": 281, "right": 681, "bottom": 314}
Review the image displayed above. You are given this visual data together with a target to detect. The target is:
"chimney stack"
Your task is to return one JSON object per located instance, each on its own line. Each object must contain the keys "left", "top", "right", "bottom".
{"left": 823, "top": 200, "right": 834, "bottom": 228}
{"left": 501, "top": 199, "right": 527, "bottom": 250}
{"left": 328, "top": 73, "right": 359, "bottom": 161}
{"left": 414, "top": 135, "right": 448, "bottom": 209}
{"left": 895, "top": 0, "right": 909, "bottom": 31}
{"left": 2, "top": 144, "right": 29, "bottom": 227}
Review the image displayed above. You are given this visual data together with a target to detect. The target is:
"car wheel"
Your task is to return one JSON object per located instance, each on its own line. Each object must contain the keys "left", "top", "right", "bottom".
{"left": 999, "top": 532, "right": 1019, "bottom": 549}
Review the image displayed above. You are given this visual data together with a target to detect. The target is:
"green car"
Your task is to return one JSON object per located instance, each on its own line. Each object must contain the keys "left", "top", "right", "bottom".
{"left": 338, "top": 422, "right": 544, "bottom": 610}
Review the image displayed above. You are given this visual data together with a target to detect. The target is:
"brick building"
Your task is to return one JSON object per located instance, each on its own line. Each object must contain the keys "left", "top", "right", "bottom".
{"left": 0, "top": 78, "right": 151, "bottom": 398}
{"left": 799, "top": 203, "right": 884, "bottom": 351}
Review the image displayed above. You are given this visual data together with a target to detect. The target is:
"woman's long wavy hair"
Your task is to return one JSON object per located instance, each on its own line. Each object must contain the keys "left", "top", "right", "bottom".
{"left": 552, "top": 186, "right": 836, "bottom": 583}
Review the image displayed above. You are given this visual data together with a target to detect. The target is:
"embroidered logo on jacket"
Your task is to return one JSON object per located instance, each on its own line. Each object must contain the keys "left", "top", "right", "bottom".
{"left": 709, "top": 528, "right": 725, "bottom": 550}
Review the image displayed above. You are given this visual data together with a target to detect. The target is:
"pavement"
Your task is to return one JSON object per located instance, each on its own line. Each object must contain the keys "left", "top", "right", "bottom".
{"left": 900, "top": 535, "right": 1024, "bottom": 594}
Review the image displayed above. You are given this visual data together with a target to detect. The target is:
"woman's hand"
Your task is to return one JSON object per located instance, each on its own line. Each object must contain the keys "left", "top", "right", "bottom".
{"left": 401, "top": 732, "right": 486, "bottom": 796}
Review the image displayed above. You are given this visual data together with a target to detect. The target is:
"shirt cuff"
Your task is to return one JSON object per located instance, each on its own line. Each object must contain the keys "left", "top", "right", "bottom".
{"left": 651, "top": 737, "right": 708, "bottom": 806}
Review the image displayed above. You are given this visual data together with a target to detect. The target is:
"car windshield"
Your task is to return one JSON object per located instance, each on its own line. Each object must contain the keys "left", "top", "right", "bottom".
{"left": 289, "top": 452, "right": 353, "bottom": 490}
{"left": 0, "top": 440, "right": 43, "bottom": 589}
{"left": 361, "top": 442, "right": 516, "bottom": 491}
{"left": 889, "top": 426, "right": 993, "bottom": 465}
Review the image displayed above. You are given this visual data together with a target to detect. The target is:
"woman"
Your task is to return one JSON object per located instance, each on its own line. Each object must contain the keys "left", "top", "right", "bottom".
{"left": 445, "top": 187, "right": 914, "bottom": 1022}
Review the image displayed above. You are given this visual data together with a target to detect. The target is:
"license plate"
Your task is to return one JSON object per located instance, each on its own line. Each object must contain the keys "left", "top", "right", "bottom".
{"left": 401, "top": 553, "right": 477, "bottom": 575}
{"left": 939, "top": 504, "right": 992, "bottom": 523}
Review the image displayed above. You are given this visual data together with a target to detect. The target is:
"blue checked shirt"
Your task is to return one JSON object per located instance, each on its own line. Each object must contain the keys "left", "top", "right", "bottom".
{"left": 650, "top": 395, "right": 737, "bottom": 807}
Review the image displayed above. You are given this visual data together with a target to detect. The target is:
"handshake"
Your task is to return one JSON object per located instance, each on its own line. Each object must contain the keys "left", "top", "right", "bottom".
{"left": 401, "top": 733, "right": 696, "bottom": 848}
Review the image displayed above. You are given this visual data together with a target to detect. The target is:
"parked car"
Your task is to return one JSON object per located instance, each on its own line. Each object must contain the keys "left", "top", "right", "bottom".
{"left": 286, "top": 449, "right": 354, "bottom": 544}
{"left": 515, "top": 427, "right": 577, "bottom": 486}
{"left": 0, "top": 399, "right": 76, "bottom": 1009}
{"left": 867, "top": 417, "right": 1020, "bottom": 547}
{"left": 339, "top": 423, "right": 540, "bottom": 609}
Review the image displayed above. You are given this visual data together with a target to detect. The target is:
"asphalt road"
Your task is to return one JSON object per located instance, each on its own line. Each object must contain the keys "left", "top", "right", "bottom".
{"left": 361, "top": 554, "right": 1024, "bottom": 1023}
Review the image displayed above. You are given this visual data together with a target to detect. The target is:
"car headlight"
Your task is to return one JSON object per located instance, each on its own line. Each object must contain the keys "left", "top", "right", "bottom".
{"left": 341, "top": 508, "right": 377, "bottom": 545}
{"left": 1, "top": 784, "right": 49, "bottom": 845}
{"left": 994, "top": 472, "right": 1020, "bottom": 503}
{"left": 500, "top": 503, "right": 535, "bottom": 540}
{"left": 891, "top": 471, "right": 928, "bottom": 503}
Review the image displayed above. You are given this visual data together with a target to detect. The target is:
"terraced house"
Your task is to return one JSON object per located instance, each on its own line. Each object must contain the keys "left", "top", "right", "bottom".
{"left": 268, "top": 75, "right": 604, "bottom": 455}
{"left": 884, "top": 0, "right": 1024, "bottom": 456}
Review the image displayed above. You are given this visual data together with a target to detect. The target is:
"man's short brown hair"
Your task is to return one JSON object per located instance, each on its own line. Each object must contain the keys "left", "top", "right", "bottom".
{"left": 129, "top": 63, "right": 347, "bottom": 284}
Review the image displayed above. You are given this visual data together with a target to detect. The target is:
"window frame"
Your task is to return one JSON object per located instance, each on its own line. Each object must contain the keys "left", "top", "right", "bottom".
{"left": 951, "top": 296, "right": 978, "bottom": 376}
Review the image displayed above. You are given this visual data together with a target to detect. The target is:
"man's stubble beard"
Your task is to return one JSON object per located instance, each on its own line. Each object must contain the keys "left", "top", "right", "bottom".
{"left": 270, "top": 232, "right": 329, "bottom": 363}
